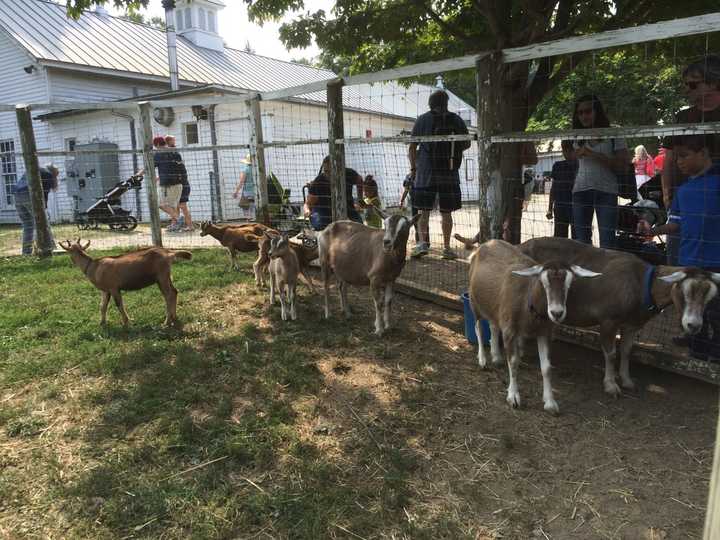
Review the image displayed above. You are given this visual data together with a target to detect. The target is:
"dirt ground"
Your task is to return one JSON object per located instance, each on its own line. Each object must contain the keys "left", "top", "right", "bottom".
{"left": 213, "top": 280, "right": 718, "bottom": 539}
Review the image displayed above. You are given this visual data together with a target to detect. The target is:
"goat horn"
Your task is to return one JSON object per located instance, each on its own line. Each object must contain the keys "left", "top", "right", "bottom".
{"left": 570, "top": 265, "right": 602, "bottom": 278}
{"left": 711, "top": 272, "right": 720, "bottom": 285}
{"left": 659, "top": 271, "right": 686, "bottom": 284}
{"left": 512, "top": 265, "right": 544, "bottom": 277}
{"left": 81, "top": 240, "right": 91, "bottom": 250}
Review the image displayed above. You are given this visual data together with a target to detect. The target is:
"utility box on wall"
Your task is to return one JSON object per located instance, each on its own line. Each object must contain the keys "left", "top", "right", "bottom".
{"left": 65, "top": 142, "right": 120, "bottom": 215}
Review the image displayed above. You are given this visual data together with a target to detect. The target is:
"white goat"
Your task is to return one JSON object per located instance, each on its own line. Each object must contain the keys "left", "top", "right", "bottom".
{"left": 267, "top": 233, "right": 300, "bottom": 321}
{"left": 519, "top": 237, "right": 720, "bottom": 395}
{"left": 468, "top": 240, "right": 601, "bottom": 413}
{"left": 318, "top": 212, "right": 420, "bottom": 335}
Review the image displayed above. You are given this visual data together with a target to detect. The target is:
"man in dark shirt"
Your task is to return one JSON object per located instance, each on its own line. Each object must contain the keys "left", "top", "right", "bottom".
{"left": 304, "top": 156, "right": 363, "bottom": 231}
{"left": 408, "top": 90, "right": 470, "bottom": 259}
{"left": 13, "top": 165, "right": 58, "bottom": 255}
{"left": 662, "top": 54, "right": 720, "bottom": 264}
{"left": 546, "top": 141, "right": 578, "bottom": 238}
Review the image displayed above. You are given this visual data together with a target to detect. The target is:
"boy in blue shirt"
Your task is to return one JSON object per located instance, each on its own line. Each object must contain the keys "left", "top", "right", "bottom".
{"left": 640, "top": 135, "right": 720, "bottom": 360}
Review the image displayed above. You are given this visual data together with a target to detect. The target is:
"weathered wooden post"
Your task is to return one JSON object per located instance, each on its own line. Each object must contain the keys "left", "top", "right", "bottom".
{"left": 326, "top": 79, "right": 348, "bottom": 221}
{"left": 138, "top": 102, "right": 163, "bottom": 247}
{"left": 247, "top": 95, "right": 270, "bottom": 225}
{"left": 15, "top": 104, "right": 53, "bottom": 258}
{"left": 475, "top": 53, "right": 504, "bottom": 242}
{"left": 704, "top": 403, "right": 720, "bottom": 539}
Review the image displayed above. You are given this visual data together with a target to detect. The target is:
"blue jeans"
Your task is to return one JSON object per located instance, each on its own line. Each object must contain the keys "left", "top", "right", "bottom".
{"left": 310, "top": 209, "right": 362, "bottom": 231}
{"left": 15, "top": 192, "right": 54, "bottom": 255}
{"left": 572, "top": 190, "right": 618, "bottom": 249}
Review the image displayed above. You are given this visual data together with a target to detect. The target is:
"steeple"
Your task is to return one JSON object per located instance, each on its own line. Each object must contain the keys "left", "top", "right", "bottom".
{"left": 174, "top": 0, "right": 225, "bottom": 52}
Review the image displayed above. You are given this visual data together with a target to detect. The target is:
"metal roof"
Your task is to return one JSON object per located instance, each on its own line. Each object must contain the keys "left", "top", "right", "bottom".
{"left": 0, "top": 0, "right": 474, "bottom": 119}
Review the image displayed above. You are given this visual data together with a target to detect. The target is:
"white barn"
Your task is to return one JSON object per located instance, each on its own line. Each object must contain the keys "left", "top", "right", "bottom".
{"left": 0, "top": 0, "right": 477, "bottom": 224}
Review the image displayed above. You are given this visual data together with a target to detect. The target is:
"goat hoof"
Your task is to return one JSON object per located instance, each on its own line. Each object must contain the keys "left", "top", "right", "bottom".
{"left": 604, "top": 380, "right": 622, "bottom": 397}
{"left": 544, "top": 400, "right": 560, "bottom": 415}
{"left": 491, "top": 355, "right": 503, "bottom": 366}
{"left": 506, "top": 392, "right": 521, "bottom": 408}
{"left": 621, "top": 378, "right": 636, "bottom": 391}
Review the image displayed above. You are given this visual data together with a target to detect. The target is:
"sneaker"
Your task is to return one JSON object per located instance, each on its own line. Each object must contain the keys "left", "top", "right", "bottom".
{"left": 166, "top": 223, "right": 181, "bottom": 232}
{"left": 442, "top": 247, "right": 457, "bottom": 260}
{"left": 411, "top": 244, "right": 429, "bottom": 258}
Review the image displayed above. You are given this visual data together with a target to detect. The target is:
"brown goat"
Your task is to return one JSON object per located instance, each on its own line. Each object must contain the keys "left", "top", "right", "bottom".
{"left": 59, "top": 239, "right": 192, "bottom": 327}
{"left": 256, "top": 233, "right": 318, "bottom": 292}
{"left": 199, "top": 221, "right": 278, "bottom": 279}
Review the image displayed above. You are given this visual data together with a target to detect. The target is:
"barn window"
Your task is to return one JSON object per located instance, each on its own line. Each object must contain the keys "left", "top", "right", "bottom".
{"left": 183, "top": 123, "right": 199, "bottom": 145}
{"left": 199, "top": 8, "right": 207, "bottom": 31}
{"left": 65, "top": 138, "right": 76, "bottom": 152}
{"left": 208, "top": 11, "right": 217, "bottom": 33}
{"left": 0, "top": 140, "right": 17, "bottom": 206}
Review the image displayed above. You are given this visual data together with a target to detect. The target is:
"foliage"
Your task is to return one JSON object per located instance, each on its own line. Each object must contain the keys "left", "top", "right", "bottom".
{"left": 65, "top": 0, "right": 148, "bottom": 19}
{"left": 120, "top": 10, "right": 166, "bottom": 29}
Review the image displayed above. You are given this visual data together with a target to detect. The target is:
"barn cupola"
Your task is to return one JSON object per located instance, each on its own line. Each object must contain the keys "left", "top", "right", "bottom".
{"left": 174, "top": 0, "right": 225, "bottom": 52}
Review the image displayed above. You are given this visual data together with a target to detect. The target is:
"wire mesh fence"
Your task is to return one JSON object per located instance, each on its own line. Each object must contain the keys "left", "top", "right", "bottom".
{"left": 1, "top": 15, "right": 720, "bottom": 379}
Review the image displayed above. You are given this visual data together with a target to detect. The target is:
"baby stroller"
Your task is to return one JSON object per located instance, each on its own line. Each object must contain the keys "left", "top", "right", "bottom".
{"left": 615, "top": 174, "right": 667, "bottom": 265}
{"left": 76, "top": 174, "right": 143, "bottom": 231}
{"left": 266, "top": 172, "right": 308, "bottom": 236}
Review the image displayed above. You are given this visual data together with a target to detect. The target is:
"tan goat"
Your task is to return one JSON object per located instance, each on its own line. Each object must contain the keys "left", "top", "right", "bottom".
{"left": 468, "top": 239, "right": 600, "bottom": 413}
{"left": 518, "top": 237, "right": 720, "bottom": 395}
{"left": 256, "top": 232, "right": 318, "bottom": 292}
{"left": 266, "top": 233, "right": 300, "bottom": 321}
{"left": 199, "top": 221, "right": 277, "bottom": 282}
{"left": 318, "top": 212, "right": 420, "bottom": 335}
{"left": 59, "top": 239, "right": 192, "bottom": 327}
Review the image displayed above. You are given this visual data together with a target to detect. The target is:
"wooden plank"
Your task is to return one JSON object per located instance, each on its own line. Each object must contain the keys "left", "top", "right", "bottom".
{"left": 137, "top": 102, "right": 163, "bottom": 247}
{"left": 262, "top": 78, "right": 341, "bottom": 102}
{"left": 343, "top": 54, "right": 486, "bottom": 86}
{"left": 491, "top": 121, "right": 720, "bottom": 143}
{"left": 327, "top": 80, "right": 347, "bottom": 221}
{"left": 504, "top": 13, "right": 720, "bottom": 64}
{"left": 15, "top": 105, "right": 53, "bottom": 258}
{"left": 247, "top": 97, "right": 270, "bottom": 225}
{"left": 704, "top": 403, "right": 720, "bottom": 539}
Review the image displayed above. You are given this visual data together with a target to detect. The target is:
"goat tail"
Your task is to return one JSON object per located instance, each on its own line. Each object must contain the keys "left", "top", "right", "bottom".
{"left": 169, "top": 250, "right": 193, "bottom": 262}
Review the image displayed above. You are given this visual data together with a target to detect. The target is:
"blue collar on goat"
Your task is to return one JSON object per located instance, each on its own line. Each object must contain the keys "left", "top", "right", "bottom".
{"left": 643, "top": 265, "right": 659, "bottom": 312}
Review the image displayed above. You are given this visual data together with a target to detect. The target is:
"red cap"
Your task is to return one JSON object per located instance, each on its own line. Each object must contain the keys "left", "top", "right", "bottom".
{"left": 153, "top": 136, "right": 167, "bottom": 147}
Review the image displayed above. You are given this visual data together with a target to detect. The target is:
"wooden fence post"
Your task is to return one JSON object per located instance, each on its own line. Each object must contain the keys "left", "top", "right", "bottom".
{"left": 704, "top": 400, "right": 720, "bottom": 539}
{"left": 327, "top": 79, "right": 347, "bottom": 221}
{"left": 138, "top": 102, "right": 163, "bottom": 247}
{"left": 475, "top": 53, "right": 504, "bottom": 243}
{"left": 247, "top": 95, "right": 270, "bottom": 225}
{"left": 15, "top": 105, "right": 53, "bottom": 258}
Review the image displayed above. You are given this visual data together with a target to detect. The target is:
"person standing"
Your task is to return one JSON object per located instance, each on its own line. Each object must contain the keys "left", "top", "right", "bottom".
{"left": 546, "top": 141, "right": 578, "bottom": 238}
{"left": 408, "top": 90, "right": 471, "bottom": 259}
{"left": 142, "top": 136, "right": 183, "bottom": 231}
{"left": 662, "top": 55, "right": 720, "bottom": 265}
{"left": 571, "top": 95, "right": 629, "bottom": 249}
{"left": 233, "top": 154, "right": 256, "bottom": 220}
{"left": 165, "top": 135, "right": 193, "bottom": 232}
{"left": 13, "top": 164, "right": 58, "bottom": 255}
{"left": 632, "top": 145, "right": 655, "bottom": 190}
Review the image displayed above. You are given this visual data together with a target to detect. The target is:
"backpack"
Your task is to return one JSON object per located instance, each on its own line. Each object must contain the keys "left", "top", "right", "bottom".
{"left": 611, "top": 139, "right": 638, "bottom": 202}
{"left": 430, "top": 112, "right": 469, "bottom": 173}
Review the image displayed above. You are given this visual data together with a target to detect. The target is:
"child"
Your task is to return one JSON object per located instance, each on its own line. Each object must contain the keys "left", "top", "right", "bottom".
{"left": 639, "top": 135, "right": 720, "bottom": 360}
{"left": 546, "top": 140, "right": 578, "bottom": 238}
{"left": 363, "top": 174, "right": 383, "bottom": 228}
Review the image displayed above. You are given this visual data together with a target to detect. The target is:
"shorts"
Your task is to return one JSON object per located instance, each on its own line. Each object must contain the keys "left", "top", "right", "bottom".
{"left": 179, "top": 184, "right": 191, "bottom": 204}
{"left": 412, "top": 178, "right": 462, "bottom": 212}
{"left": 159, "top": 184, "right": 182, "bottom": 208}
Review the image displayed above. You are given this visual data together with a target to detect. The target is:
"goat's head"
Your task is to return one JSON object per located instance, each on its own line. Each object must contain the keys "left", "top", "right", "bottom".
{"left": 199, "top": 221, "right": 213, "bottom": 236}
{"left": 58, "top": 238, "right": 91, "bottom": 256}
{"left": 382, "top": 212, "right": 421, "bottom": 252}
{"left": 513, "top": 261, "right": 602, "bottom": 323}
{"left": 267, "top": 232, "right": 290, "bottom": 259}
{"left": 662, "top": 269, "right": 720, "bottom": 335}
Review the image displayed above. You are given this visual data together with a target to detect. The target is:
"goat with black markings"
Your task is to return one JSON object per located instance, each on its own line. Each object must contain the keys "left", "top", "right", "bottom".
{"left": 59, "top": 239, "right": 191, "bottom": 327}
{"left": 468, "top": 239, "right": 601, "bottom": 413}
{"left": 318, "top": 211, "right": 420, "bottom": 335}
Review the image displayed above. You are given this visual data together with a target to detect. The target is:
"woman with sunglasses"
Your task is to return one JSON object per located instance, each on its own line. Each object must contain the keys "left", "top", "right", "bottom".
{"left": 661, "top": 55, "right": 720, "bottom": 265}
{"left": 570, "top": 94, "right": 630, "bottom": 249}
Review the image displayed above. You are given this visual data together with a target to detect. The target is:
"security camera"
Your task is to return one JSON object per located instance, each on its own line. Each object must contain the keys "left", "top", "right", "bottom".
{"left": 23, "top": 65, "right": 36, "bottom": 74}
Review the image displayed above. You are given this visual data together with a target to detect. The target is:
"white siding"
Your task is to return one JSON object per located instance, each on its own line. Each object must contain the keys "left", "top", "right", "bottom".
{"left": 48, "top": 70, "right": 169, "bottom": 103}
{"left": 0, "top": 29, "right": 49, "bottom": 222}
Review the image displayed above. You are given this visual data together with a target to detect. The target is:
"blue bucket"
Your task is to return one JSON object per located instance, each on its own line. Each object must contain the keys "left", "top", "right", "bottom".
{"left": 461, "top": 292, "right": 490, "bottom": 345}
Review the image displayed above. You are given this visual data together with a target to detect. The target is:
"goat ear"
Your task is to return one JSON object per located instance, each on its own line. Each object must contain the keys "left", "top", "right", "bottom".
{"left": 660, "top": 271, "right": 687, "bottom": 284}
{"left": 58, "top": 240, "right": 71, "bottom": 250}
{"left": 453, "top": 233, "right": 477, "bottom": 250}
{"left": 570, "top": 264, "right": 601, "bottom": 278}
{"left": 512, "top": 265, "right": 543, "bottom": 277}
{"left": 711, "top": 272, "right": 720, "bottom": 284}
